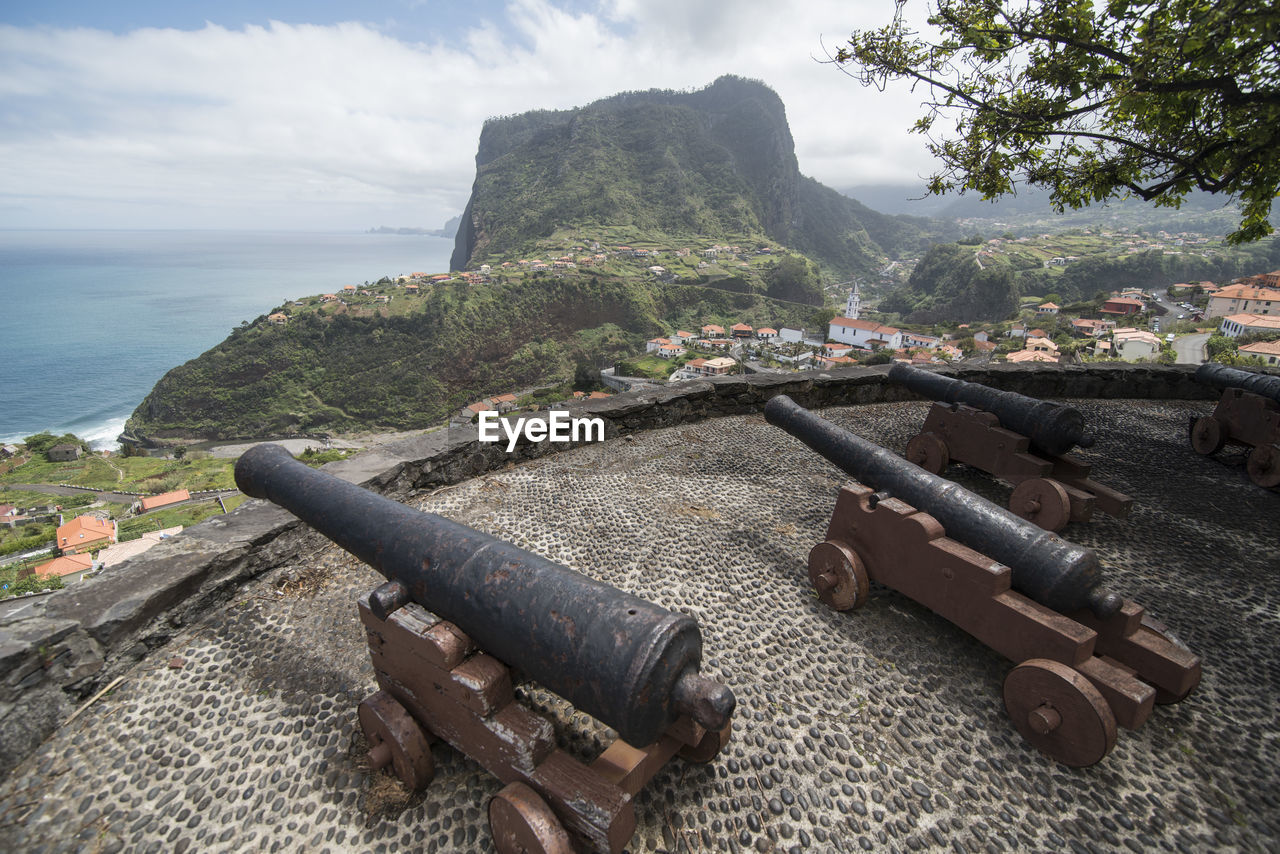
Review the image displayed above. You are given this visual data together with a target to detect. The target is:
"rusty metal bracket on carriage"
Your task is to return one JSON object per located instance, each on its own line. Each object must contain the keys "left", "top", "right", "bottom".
{"left": 887, "top": 363, "right": 1133, "bottom": 531}
{"left": 235, "top": 443, "right": 735, "bottom": 854}
{"left": 1189, "top": 362, "right": 1280, "bottom": 488}
{"left": 765, "top": 395, "right": 1200, "bottom": 768}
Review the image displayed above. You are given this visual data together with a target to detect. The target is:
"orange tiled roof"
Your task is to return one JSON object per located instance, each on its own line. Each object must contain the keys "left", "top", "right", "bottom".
{"left": 35, "top": 553, "right": 94, "bottom": 579}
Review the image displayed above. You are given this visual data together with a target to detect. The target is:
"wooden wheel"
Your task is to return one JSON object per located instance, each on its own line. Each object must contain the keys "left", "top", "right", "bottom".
{"left": 1004, "top": 659, "right": 1117, "bottom": 767}
{"left": 905, "top": 432, "right": 949, "bottom": 474}
{"left": 807, "top": 539, "right": 870, "bottom": 611}
{"left": 1246, "top": 444, "right": 1280, "bottom": 488}
{"left": 358, "top": 691, "right": 434, "bottom": 790}
{"left": 1189, "top": 415, "right": 1225, "bottom": 455}
{"left": 1009, "top": 478, "right": 1072, "bottom": 532}
{"left": 489, "top": 782, "right": 573, "bottom": 854}
{"left": 679, "top": 720, "right": 732, "bottom": 763}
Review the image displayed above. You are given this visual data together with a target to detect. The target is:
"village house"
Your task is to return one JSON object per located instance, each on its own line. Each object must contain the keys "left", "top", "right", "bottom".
{"left": 1100, "top": 296, "right": 1145, "bottom": 316}
{"left": 657, "top": 344, "right": 686, "bottom": 359}
{"left": 823, "top": 344, "right": 855, "bottom": 359}
{"left": 33, "top": 553, "right": 96, "bottom": 584}
{"left": 268, "top": 313, "right": 288, "bottom": 326}
{"left": 701, "top": 324, "right": 726, "bottom": 338}
{"left": 973, "top": 331, "right": 990, "bottom": 343}
{"left": 1207, "top": 283, "right": 1280, "bottom": 319}
{"left": 1071, "top": 319, "right": 1108, "bottom": 337}
{"left": 139, "top": 490, "right": 190, "bottom": 512}
{"left": 1113, "top": 329, "right": 1163, "bottom": 360}
{"left": 488, "top": 394, "right": 519, "bottom": 414}
{"left": 1007, "top": 323, "right": 1027, "bottom": 339}
{"left": 320, "top": 294, "right": 338, "bottom": 302}
{"left": 756, "top": 327, "right": 777, "bottom": 341}
{"left": 97, "top": 527, "right": 183, "bottom": 569}
{"left": 56, "top": 515, "right": 117, "bottom": 555}
{"left": 462, "top": 401, "right": 493, "bottom": 420}
{"left": 816, "top": 355, "right": 858, "bottom": 368}
{"left": 1240, "top": 340, "right": 1280, "bottom": 366}
{"left": 1007, "top": 350, "right": 1058, "bottom": 364}
{"left": 669, "top": 330, "right": 695, "bottom": 345}
{"left": 684, "top": 357, "right": 735, "bottom": 377}
{"left": 1026, "top": 337, "right": 1060, "bottom": 356}
{"left": 1235, "top": 270, "right": 1280, "bottom": 289}
{"left": 646, "top": 337, "right": 671, "bottom": 353}
{"left": 1218, "top": 313, "right": 1280, "bottom": 338}
{"left": 47, "top": 444, "right": 81, "bottom": 462}
{"left": 974, "top": 340, "right": 997, "bottom": 354}
{"left": 900, "top": 332, "right": 940, "bottom": 350}
{"left": 374, "top": 294, "right": 390, "bottom": 304}
{"left": 778, "top": 327, "right": 805, "bottom": 344}
{"left": 1036, "top": 302, "right": 1060, "bottom": 316}
{"left": 730, "top": 323, "right": 754, "bottom": 339}
{"left": 938, "top": 344, "right": 964, "bottom": 361}
{"left": 827, "top": 317, "right": 903, "bottom": 350}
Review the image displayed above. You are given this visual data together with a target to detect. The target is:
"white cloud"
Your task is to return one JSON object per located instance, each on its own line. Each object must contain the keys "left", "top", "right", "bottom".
{"left": 0, "top": 1, "right": 940, "bottom": 229}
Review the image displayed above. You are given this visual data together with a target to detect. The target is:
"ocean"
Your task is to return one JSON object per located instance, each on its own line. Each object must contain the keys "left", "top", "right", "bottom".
{"left": 0, "top": 230, "right": 455, "bottom": 448}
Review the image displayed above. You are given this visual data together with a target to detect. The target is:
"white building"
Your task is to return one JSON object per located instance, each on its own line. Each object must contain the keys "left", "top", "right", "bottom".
{"left": 1219, "top": 313, "right": 1280, "bottom": 338}
{"left": 828, "top": 317, "right": 902, "bottom": 350}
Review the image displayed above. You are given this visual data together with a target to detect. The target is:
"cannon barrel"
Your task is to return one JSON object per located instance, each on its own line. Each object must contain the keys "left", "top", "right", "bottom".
{"left": 235, "top": 443, "right": 734, "bottom": 747}
{"left": 888, "top": 363, "right": 1094, "bottom": 456}
{"left": 764, "top": 396, "right": 1121, "bottom": 617}
{"left": 1195, "top": 362, "right": 1280, "bottom": 404}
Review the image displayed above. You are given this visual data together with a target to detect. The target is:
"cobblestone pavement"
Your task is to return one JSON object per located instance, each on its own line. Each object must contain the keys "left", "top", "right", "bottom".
{"left": 1, "top": 399, "right": 1276, "bottom": 853}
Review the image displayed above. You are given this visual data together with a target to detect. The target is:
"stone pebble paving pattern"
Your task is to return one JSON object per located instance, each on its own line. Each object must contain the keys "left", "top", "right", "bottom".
{"left": 0, "top": 399, "right": 1277, "bottom": 852}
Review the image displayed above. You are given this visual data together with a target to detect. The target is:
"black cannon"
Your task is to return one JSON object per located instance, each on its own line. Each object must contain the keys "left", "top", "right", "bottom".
{"left": 236, "top": 444, "right": 735, "bottom": 853}
{"left": 1196, "top": 362, "right": 1280, "bottom": 403}
{"left": 1190, "top": 363, "right": 1280, "bottom": 487}
{"left": 765, "top": 396, "right": 1199, "bottom": 767}
{"left": 888, "top": 363, "right": 1093, "bottom": 456}
{"left": 764, "top": 395, "right": 1118, "bottom": 617}
{"left": 886, "top": 364, "right": 1131, "bottom": 530}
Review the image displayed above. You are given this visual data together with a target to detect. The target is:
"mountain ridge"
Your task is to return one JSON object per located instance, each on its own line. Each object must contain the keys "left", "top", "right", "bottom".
{"left": 451, "top": 75, "right": 946, "bottom": 275}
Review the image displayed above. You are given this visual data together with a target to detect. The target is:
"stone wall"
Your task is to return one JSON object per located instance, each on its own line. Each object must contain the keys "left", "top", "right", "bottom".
{"left": 0, "top": 363, "right": 1227, "bottom": 776}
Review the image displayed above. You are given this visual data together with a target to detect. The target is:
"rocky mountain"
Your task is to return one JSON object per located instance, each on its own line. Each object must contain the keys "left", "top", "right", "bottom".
{"left": 451, "top": 76, "right": 942, "bottom": 275}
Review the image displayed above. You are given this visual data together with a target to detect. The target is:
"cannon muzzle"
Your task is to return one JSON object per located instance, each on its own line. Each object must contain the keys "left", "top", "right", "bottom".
{"left": 888, "top": 363, "right": 1094, "bottom": 455}
{"left": 764, "top": 395, "right": 1120, "bottom": 618}
{"left": 1195, "top": 362, "right": 1280, "bottom": 404}
{"left": 235, "top": 443, "right": 734, "bottom": 747}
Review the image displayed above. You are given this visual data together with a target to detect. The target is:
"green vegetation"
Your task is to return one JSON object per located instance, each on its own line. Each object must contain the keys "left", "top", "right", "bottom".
{"left": 835, "top": 0, "right": 1280, "bottom": 243}
{"left": 882, "top": 232, "right": 1280, "bottom": 323}
{"left": 0, "top": 450, "right": 236, "bottom": 494}
{"left": 452, "top": 76, "right": 951, "bottom": 277}
{"left": 0, "top": 568, "right": 62, "bottom": 598}
{"left": 22, "top": 432, "right": 89, "bottom": 461}
{"left": 125, "top": 274, "right": 828, "bottom": 440}
{"left": 0, "top": 524, "right": 55, "bottom": 557}
{"left": 117, "top": 499, "right": 231, "bottom": 542}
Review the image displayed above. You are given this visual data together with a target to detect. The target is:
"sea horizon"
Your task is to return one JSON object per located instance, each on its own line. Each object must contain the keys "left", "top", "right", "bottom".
{"left": 0, "top": 228, "right": 455, "bottom": 448}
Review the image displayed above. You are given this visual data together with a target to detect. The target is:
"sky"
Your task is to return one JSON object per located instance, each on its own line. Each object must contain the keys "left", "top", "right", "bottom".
{"left": 0, "top": 0, "right": 941, "bottom": 231}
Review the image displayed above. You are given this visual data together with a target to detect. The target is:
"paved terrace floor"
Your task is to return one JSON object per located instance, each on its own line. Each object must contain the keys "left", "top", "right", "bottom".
{"left": 1, "top": 399, "right": 1276, "bottom": 853}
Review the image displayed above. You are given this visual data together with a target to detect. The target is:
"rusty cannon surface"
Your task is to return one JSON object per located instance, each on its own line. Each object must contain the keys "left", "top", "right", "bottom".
{"left": 235, "top": 443, "right": 735, "bottom": 853}
{"left": 887, "top": 363, "right": 1131, "bottom": 530}
{"left": 1189, "top": 363, "right": 1280, "bottom": 487}
{"left": 765, "top": 396, "right": 1200, "bottom": 767}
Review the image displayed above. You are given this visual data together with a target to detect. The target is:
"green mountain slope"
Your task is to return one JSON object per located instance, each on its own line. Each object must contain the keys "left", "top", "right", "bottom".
{"left": 124, "top": 277, "right": 828, "bottom": 441}
{"left": 452, "top": 76, "right": 939, "bottom": 277}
